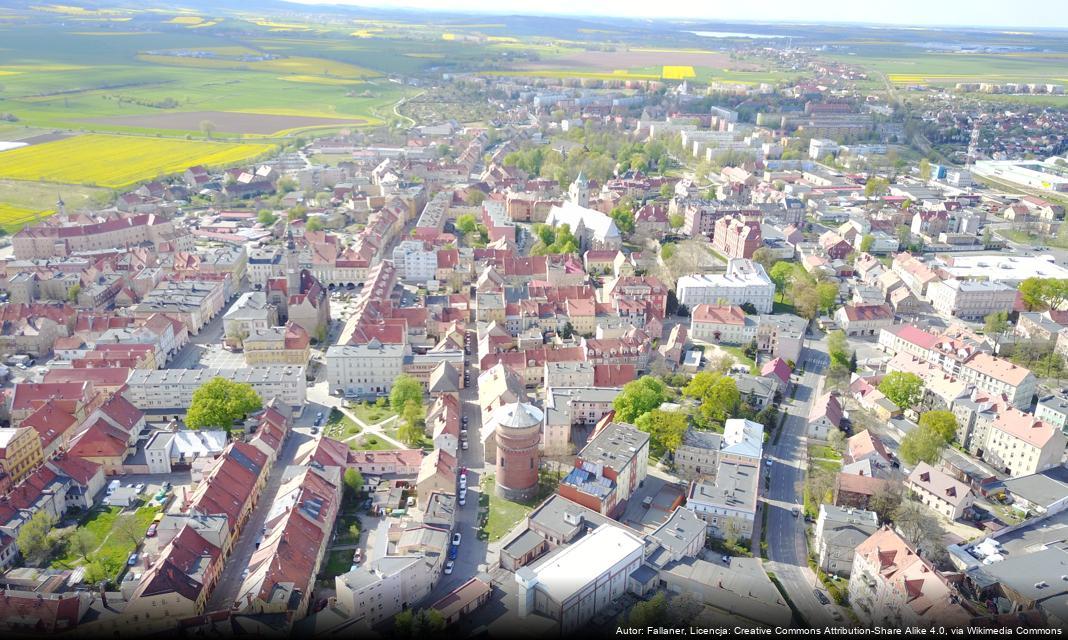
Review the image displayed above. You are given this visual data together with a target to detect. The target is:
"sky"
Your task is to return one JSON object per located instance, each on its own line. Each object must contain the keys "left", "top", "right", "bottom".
{"left": 284, "top": 0, "right": 1068, "bottom": 30}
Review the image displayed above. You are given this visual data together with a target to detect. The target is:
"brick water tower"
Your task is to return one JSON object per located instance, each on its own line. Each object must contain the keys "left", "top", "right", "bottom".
{"left": 493, "top": 402, "right": 544, "bottom": 501}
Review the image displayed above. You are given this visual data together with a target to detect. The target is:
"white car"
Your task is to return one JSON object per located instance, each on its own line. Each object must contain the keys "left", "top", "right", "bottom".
{"left": 459, "top": 475, "right": 467, "bottom": 490}
{"left": 452, "top": 532, "right": 462, "bottom": 546}
{"left": 461, "top": 440, "right": 469, "bottom": 450}
{"left": 444, "top": 560, "right": 454, "bottom": 575}
{"left": 459, "top": 488, "right": 467, "bottom": 505}
{"left": 765, "top": 459, "right": 773, "bottom": 467}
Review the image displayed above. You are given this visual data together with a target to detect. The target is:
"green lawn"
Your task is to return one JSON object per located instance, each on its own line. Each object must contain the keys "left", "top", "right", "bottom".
{"left": 324, "top": 408, "right": 362, "bottom": 440}
{"left": 720, "top": 345, "right": 757, "bottom": 373}
{"left": 772, "top": 301, "right": 799, "bottom": 315}
{"left": 997, "top": 228, "right": 1068, "bottom": 249}
{"left": 809, "top": 445, "right": 842, "bottom": 461}
{"left": 319, "top": 549, "right": 354, "bottom": 581}
{"left": 335, "top": 513, "right": 362, "bottom": 545}
{"left": 811, "top": 459, "right": 843, "bottom": 474}
{"left": 349, "top": 403, "right": 396, "bottom": 426}
{"left": 349, "top": 434, "right": 399, "bottom": 451}
{"left": 51, "top": 504, "right": 160, "bottom": 582}
{"left": 483, "top": 475, "right": 536, "bottom": 541}
{"left": 383, "top": 425, "right": 432, "bottom": 449}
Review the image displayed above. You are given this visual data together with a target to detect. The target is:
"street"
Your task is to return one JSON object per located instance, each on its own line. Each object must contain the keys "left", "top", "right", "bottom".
{"left": 763, "top": 335, "right": 845, "bottom": 627}
{"left": 204, "top": 425, "right": 314, "bottom": 611}
{"left": 424, "top": 337, "right": 490, "bottom": 601}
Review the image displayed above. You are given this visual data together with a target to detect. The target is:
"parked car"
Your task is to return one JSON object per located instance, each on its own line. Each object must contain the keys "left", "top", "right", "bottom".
{"left": 452, "top": 532, "right": 462, "bottom": 546}
{"left": 461, "top": 440, "right": 469, "bottom": 450}
{"left": 462, "top": 416, "right": 469, "bottom": 425}
{"left": 133, "top": 483, "right": 145, "bottom": 494}
{"left": 765, "top": 459, "right": 773, "bottom": 467}
{"left": 813, "top": 589, "right": 831, "bottom": 605}
{"left": 459, "top": 475, "right": 467, "bottom": 490}
{"left": 127, "top": 553, "right": 139, "bottom": 566}
{"left": 459, "top": 488, "right": 467, "bottom": 505}
{"left": 792, "top": 507, "right": 800, "bottom": 518}
{"left": 448, "top": 545, "right": 458, "bottom": 560}
{"left": 146, "top": 524, "right": 158, "bottom": 537}
{"left": 444, "top": 560, "right": 454, "bottom": 575}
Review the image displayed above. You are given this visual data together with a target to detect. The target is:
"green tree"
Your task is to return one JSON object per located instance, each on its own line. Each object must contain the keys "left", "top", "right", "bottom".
{"left": 560, "top": 321, "right": 575, "bottom": 339}
{"left": 919, "top": 158, "right": 931, "bottom": 180}
{"left": 919, "top": 410, "right": 958, "bottom": 444}
{"left": 984, "top": 311, "right": 1010, "bottom": 339}
{"left": 609, "top": 204, "right": 635, "bottom": 235}
{"left": 669, "top": 213, "right": 685, "bottom": 230}
{"left": 628, "top": 592, "right": 669, "bottom": 627}
{"left": 398, "top": 400, "right": 426, "bottom": 445}
{"left": 684, "top": 371, "right": 739, "bottom": 426}
{"left": 661, "top": 242, "right": 677, "bottom": 260}
{"left": 864, "top": 177, "right": 889, "bottom": 198}
{"left": 878, "top": 372, "right": 924, "bottom": 410}
{"left": 828, "top": 428, "right": 848, "bottom": 454}
{"left": 751, "top": 247, "right": 775, "bottom": 271}
{"left": 464, "top": 189, "right": 486, "bottom": 206}
{"left": 769, "top": 261, "right": 795, "bottom": 302}
{"left": 455, "top": 214, "right": 478, "bottom": 236}
{"left": 390, "top": 375, "right": 424, "bottom": 414}
{"left": 343, "top": 468, "right": 364, "bottom": 497}
{"left": 634, "top": 410, "right": 689, "bottom": 456}
{"left": 200, "top": 119, "right": 216, "bottom": 139}
{"left": 868, "top": 482, "right": 904, "bottom": 524}
{"left": 860, "top": 234, "right": 875, "bottom": 252}
{"left": 899, "top": 426, "right": 946, "bottom": 466}
{"left": 186, "top": 377, "right": 263, "bottom": 431}
{"left": 257, "top": 209, "right": 278, "bottom": 225}
{"left": 659, "top": 183, "right": 675, "bottom": 199}
{"left": 306, "top": 217, "right": 324, "bottom": 232}
{"left": 66, "top": 284, "right": 81, "bottom": 303}
{"left": 613, "top": 376, "right": 668, "bottom": 423}
{"left": 17, "top": 510, "right": 56, "bottom": 565}
{"left": 827, "top": 330, "right": 850, "bottom": 370}
{"left": 67, "top": 528, "right": 96, "bottom": 563}
{"left": 113, "top": 513, "right": 146, "bottom": 548}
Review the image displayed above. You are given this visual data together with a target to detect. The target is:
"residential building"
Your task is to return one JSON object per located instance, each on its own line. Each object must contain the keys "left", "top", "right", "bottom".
{"left": 685, "top": 460, "right": 759, "bottom": 539}
{"left": 808, "top": 392, "right": 844, "bottom": 439}
{"left": 223, "top": 291, "right": 278, "bottom": 342}
{"left": 849, "top": 527, "right": 971, "bottom": 627}
{"left": 676, "top": 259, "right": 775, "bottom": 313}
{"left": 326, "top": 340, "right": 408, "bottom": 397}
{"left": 834, "top": 303, "right": 894, "bottom": 337}
{"left": 1035, "top": 393, "right": 1068, "bottom": 433}
{"left": 755, "top": 313, "right": 806, "bottom": 363}
{"left": 814, "top": 505, "right": 879, "bottom": 577}
{"left": 690, "top": 304, "right": 757, "bottom": 344}
{"left": 983, "top": 408, "right": 1067, "bottom": 477}
{"left": 242, "top": 322, "right": 311, "bottom": 366}
{"left": 674, "top": 420, "right": 764, "bottom": 481}
{"left": 430, "top": 577, "right": 492, "bottom": 627}
{"left": 712, "top": 216, "right": 762, "bottom": 259}
{"left": 542, "top": 387, "right": 621, "bottom": 456}
{"left": 123, "top": 366, "right": 307, "bottom": 416}
{"left": 906, "top": 462, "right": 974, "bottom": 520}
{"left": 0, "top": 427, "right": 44, "bottom": 494}
{"left": 558, "top": 422, "right": 649, "bottom": 518}
{"left": 928, "top": 279, "right": 1018, "bottom": 321}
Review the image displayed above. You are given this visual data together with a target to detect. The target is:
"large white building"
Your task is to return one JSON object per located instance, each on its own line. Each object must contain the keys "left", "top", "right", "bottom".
{"left": 936, "top": 254, "right": 1068, "bottom": 285}
{"left": 391, "top": 240, "right": 438, "bottom": 285}
{"left": 927, "top": 279, "right": 1018, "bottom": 321}
{"left": 326, "top": 339, "right": 408, "bottom": 397}
{"left": 676, "top": 259, "right": 775, "bottom": 312}
{"left": 123, "top": 366, "right": 307, "bottom": 415}
{"left": 515, "top": 524, "right": 645, "bottom": 635}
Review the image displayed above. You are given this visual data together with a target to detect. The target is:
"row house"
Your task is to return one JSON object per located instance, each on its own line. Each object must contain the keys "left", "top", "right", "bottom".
{"left": 183, "top": 441, "right": 270, "bottom": 557}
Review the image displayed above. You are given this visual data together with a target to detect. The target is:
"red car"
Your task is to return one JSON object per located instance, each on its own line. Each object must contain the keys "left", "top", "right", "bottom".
{"left": 146, "top": 523, "right": 158, "bottom": 538}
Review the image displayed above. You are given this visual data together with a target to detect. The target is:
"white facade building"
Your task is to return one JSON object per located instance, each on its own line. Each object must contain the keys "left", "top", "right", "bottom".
{"left": 676, "top": 259, "right": 775, "bottom": 312}
{"left": 326, "top": 340, "right": 408, "bottom": 397}
{"left": 123, "top": 366, "right": 307, "bottom": 414}
{"left": 391, "top": 240, "right": 438, "bottom": 285}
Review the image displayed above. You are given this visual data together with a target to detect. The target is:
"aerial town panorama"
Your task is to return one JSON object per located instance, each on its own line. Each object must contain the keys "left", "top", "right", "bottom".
{"left": 0, "top": 0, "right": 1066, "bottom": 638}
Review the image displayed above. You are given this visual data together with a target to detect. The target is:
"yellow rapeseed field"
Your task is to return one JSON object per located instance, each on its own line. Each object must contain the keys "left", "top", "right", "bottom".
{"left": 167, "top": 16, "right": 203, "bottom": 25}
{"left": 662, "top": 65, "right": 696, "bottom": 80}
{"left": 0, "top": 203, "right": 53, "bottom": 232}
{"left": 0, "top": 134, "right": 275, "bottom": 189}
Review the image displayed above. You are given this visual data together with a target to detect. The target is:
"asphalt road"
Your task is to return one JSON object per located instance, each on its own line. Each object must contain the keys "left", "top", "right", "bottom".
{"left": 764, "top": 337, "right": 845, "bottom": 627}
{"left": 424, "top": 335, "right": 489, "bottom": 601}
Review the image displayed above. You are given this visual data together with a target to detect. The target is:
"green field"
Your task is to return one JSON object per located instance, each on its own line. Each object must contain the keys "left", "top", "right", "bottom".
{"left": 824, "top": 46, "right": 1068, "bottom": 86}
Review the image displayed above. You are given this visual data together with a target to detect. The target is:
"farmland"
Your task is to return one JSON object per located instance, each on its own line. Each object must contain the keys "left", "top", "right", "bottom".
{"left": 0, "top": 134, "right": 276, "bottom": 189}
{"left": 824, "top": 46, "right": 1068, "bottom": 86}
{"left": 0, "top": 203, "right": 54, "bottom": 233}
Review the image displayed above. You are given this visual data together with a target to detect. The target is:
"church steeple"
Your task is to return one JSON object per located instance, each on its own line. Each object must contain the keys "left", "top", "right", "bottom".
{"left": 568, "top": 172, "right": 589, "bottom": 208}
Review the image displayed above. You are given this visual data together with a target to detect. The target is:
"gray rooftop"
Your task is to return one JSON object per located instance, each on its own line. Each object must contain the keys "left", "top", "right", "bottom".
{"left": 502, "top": 529, "right": 546, "bottom": 559}
{"left": 649, "top": 506, "right": 706, "bottom": 556}
{"left": 527, "top": 493, "right": 615, "bottom": 543}
{"left": 688, "top": 461, "right": 758, "bottom": 512}
{"left": 999, "top": 466, "right": 1068, "bottom": 510}
{"left": 579, "top": 422, "right": 649, "bottom": 468}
